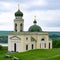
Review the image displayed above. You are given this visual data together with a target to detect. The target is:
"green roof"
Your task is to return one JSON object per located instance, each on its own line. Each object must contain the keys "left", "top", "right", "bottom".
{"left": 15, "top": 10, "right": 23, "bottom": 17}
{"left": 28, "top": 25, "right": 42, "bottom": 32}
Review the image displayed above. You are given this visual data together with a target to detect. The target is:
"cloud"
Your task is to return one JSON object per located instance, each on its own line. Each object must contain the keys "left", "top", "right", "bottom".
{"left": 47, "top": 0, "right": 60, "bottom": 10}
{"left": 23, "top": 0, "right": 60, "bottom": 11}
{"left": 23, "top": 9, "right": 60, "bottom": 31}
{"left": 0, "top": 1, "right": 17, "bottom": 13}
{"left": 20, "top": 0, "right": 48, "bottom": 11}
{"left": 0, "top": 0, "right": 60, "bottom": 31}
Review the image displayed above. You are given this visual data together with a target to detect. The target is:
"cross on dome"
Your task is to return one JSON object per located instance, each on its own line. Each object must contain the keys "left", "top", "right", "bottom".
{"left": 18, "top": 4, "right": 20, "bottom": 10}
{"left": 33, "top": 16, "right": 37, "bottom": 24}
{"left": 34, "top": 16, "right": 36, "bottom": 21}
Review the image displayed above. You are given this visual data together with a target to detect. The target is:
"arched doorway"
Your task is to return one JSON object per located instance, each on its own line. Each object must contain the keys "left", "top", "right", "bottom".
{"left": 14, "top": 43, "right": 16, "bottom": 52}
{"left": 26, "top": 45, "right": 28, "bottom": 50}
{"left": 49, "top": 43, "right": 50, "bottom": 48}
{"left": 32, "top": 44, "right": 34, "bottom": 49}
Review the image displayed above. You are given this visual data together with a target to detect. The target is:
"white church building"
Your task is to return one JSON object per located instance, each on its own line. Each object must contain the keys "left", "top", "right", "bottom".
{"left": 8, "top": 5, "right": 52, "bottom": 52}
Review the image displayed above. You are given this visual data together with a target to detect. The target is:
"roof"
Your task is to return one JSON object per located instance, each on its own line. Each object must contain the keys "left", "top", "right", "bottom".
{"left": 15, "top": 10, "right": 23, "bottom": 17}
{"left": 28, "top": 25, "right": 42, "bottom": 32}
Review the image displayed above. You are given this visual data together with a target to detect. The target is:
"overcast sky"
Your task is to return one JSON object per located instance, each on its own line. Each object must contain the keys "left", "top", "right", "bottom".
{"left": 0, "top": 0, "right": 60, "bottom": 31}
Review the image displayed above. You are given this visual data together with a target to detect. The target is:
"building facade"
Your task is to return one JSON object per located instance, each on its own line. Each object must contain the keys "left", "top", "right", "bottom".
{"left": 8, "top": 5, "right": 52, "bottom": 52}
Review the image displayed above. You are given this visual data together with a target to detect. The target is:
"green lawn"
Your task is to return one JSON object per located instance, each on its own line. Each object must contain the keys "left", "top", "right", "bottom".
{"left": 0, "top": 48, "right": 60, "bottom": 60}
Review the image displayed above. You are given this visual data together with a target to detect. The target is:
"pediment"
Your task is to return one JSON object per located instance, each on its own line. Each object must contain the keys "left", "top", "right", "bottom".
{"left": 10, "top": 36, "right": 21, "bottom": 40}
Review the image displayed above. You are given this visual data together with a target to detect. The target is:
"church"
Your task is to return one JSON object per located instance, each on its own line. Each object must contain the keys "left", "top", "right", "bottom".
{"left": 8, "top": 5, "right": 52, "bottom": 52}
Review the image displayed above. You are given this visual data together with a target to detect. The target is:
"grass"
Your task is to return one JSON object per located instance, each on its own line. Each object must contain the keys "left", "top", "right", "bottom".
{"left": 0, "top": 48, "right": 60, "bottom": 60}
{"left": 11, "top": 49, "right": 60, "bottom": 60}
{"left": 0, "top": 47, "right": 11, "bottom": 60}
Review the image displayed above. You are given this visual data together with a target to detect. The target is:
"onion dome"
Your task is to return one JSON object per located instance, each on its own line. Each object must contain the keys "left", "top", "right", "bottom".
{"left": 15, "top": 10, "right": 23, "bottom": 17}
{"left": 28, "top": 16, "right": 42, "bottom": 32}
{"left": 15, "top": 4, "right": 23, "bottom": 17}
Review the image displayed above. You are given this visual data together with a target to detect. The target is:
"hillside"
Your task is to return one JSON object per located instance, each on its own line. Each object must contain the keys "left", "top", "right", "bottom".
{"left": 0, "top": 31, "right": 10, "bottom": 36}
{"left": 0, "top": 48, "right": 60, "bottom": 60}
{"left": 11, "top": 49, "right": 60, "bottom": 60}
{"left": 0, "top": 31, "right": 10, "bottom": 43}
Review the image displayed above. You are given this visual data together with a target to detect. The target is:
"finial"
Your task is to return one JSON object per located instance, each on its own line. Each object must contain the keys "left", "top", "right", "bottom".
{"left": 18, "top": 4, "right": 20, "bottom": 10}
{"left": 33, "top": 16, "right": 37, "bottom": 25}
{"left": 34, "top": 16, "right": 36, "bottom": 21}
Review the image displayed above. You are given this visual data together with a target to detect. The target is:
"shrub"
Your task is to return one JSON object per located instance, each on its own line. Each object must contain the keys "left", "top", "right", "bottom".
{"left": 53, "top": 40, "right": 60, "bottom": 48}
{"left": 0, "top": 45, "right": 3, "bottom": 50}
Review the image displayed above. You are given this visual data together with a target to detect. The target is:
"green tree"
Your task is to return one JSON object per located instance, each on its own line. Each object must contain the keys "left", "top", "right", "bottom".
{"left": 0, "top": 45, "right": 3, "bottom": 50}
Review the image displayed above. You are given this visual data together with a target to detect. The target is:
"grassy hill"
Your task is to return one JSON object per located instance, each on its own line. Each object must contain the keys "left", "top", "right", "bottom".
{"left": 11, "top": 49, "right": 60, "bottom": 60}
{"left": 0, "top": 48, "right": 60, "bottom": 60}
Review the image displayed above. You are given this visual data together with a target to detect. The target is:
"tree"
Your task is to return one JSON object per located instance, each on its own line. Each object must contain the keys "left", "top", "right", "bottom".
{"left": 0, "top": 45, "right": 3, "bottom": 50}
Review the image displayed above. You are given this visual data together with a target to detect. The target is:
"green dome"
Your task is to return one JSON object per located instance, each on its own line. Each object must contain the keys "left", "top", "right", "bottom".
{"left": 28, "top": 25, "right": 42, "bottom": 32}
{"left": 15, "top": 10, "right": 23, "bottom": 17}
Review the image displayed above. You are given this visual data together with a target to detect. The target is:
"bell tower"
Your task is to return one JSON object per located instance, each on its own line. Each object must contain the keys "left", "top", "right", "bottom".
{"left": 14, "top": 4, "right": 24, "bottom": 32}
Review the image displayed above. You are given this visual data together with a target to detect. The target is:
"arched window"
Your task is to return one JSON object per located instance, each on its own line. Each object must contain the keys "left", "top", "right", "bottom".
{"left": 41, "top": 38, "right": 45, "bottom": 41}
{"left": 32, "top": 44, "right": 34, "bottom": 49}
{"left": 20, "top": 23, "right": 23, "bottom": 32}
{"left": 15, "top": 24, "right": 17, "bottom": 32}
{"left": 26, "top": 37, "right": 28, "bottom": 40}
{"left": 26, "top": 44, "right": 28, "bottom": 50}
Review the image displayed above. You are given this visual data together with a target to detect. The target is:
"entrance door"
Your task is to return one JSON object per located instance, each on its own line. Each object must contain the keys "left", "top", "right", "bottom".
{"left": 32, "top": 44, "right": 34, "bottom": 49}
{"left": 26, "top": 45, "right": 28, "bottom": 50}
{"left": 14, "top": 43, "right": 16, "bottom": 52}
{"left": 49, "top": 43, "right": 50, "bottom": 48}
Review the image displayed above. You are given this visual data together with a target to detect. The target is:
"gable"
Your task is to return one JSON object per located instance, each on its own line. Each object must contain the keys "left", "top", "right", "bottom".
{"left": 10, "top": 36, "right": 21, "bottom": 40}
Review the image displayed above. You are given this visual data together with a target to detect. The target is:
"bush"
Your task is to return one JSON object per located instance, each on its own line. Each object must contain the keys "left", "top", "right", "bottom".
{"left": 53, "top": 40, "right": 60, "bottom": 48}
{"left": 0, "top": 45, "right": 3, "bottom": 50}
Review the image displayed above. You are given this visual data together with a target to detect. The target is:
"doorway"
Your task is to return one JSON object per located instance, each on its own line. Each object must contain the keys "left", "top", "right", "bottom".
{"left": 14, "top": 43, "right": 16, "bottom": 52}
{"left": 49, "top": 43, "right": 50, "bottom": 48}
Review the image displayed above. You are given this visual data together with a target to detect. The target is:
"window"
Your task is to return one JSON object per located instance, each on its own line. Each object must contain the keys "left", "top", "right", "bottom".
{"left": 20, "top": 23, "right": 23, "bottom": 32}
{"left": 32, "top": 44, "right": 34, "bottom": 49}
{"left": 41, "top": 38, "right": 45, "bottom": 41}
{"left": 15, "top": 24, "right": 17, "bottom": 32}
{"left": 26, "top": 45, "right": 28, "bottom": 50}
{"left": 26, "top": 37, "right": 28, "bottom": 40}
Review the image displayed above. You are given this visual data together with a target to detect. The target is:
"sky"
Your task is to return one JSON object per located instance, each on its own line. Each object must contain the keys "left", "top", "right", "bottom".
{"left": 0, "top": 0, "right": 60, "bottom": 31}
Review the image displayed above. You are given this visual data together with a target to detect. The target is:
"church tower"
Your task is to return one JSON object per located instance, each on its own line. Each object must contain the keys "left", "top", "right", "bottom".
{"left": 14, "top": 4, "right": 24, "bottom": 32}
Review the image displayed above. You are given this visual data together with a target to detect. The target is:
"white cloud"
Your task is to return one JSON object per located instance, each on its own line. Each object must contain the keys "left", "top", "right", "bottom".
{"left": 20, "top": 0, "right": 48, "bottom": 10}
{"left": 0, "top": 0, "right": 60, "bottom": 31}
{"left": 23, "top": 10, "right": 60, "bottom": 31}
{"left": 0, "top": 2, "right": 11, "bottom": 10}
{"left": 28, "top": 0, "right": 47, "bottom": 6}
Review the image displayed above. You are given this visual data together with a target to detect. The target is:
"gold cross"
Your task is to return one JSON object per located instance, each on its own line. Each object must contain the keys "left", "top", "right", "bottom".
{"left": 34, "top": 16, "right": 36, "bottom": 20}
{"left": 18, "top": 4, "right": 20, "bottom": 10}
